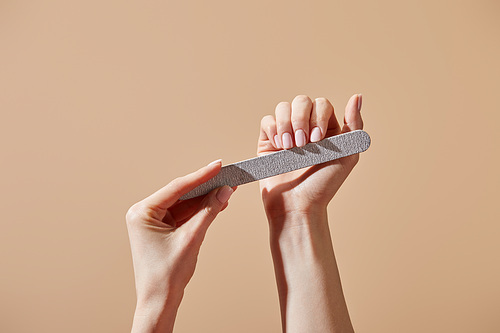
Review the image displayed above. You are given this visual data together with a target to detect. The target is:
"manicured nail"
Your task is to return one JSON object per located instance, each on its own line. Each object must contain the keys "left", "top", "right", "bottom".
{"left": 282, "top": 132, "right": 293, "bottom": 149}
{"left": 295, "top": 129, "right": 307, "bottom": 147}
{"left": 216, "top": 185, "right": 234, "bottom": 204}
{"left": 274, "top": 134, "right": 282, "bottom": 149}
{"left": 357, "top": 94, "right": 362, "bottom": 112}
{"left": 208, "top": 159, "right": 222, "bottom": 166}
{"left": 310, "top": 127, "right": 322, "bottom": 142}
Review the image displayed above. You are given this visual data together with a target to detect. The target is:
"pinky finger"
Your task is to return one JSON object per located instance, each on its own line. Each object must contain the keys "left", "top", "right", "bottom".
{"left": 260, "top": 115, "right": 279, "bottom": 149}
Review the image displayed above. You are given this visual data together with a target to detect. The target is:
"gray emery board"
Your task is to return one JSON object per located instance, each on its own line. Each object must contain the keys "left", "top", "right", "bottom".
{"left": 180, "top": 130, "right": 371, "bottom": 200}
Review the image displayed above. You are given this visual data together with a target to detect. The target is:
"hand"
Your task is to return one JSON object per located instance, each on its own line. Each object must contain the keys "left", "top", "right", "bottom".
{"left": 126, "top": 160, "right": 235, "bottom": 332}
{"left": 258, "top": 95, "right": 363, "bottom": 332}
{"left": 257, "top": 94, "right": 363, "bottom": 222}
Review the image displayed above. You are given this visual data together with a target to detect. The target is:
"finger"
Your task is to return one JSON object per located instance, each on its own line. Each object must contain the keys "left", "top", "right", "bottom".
{"left": 291, "top": 95, "right": 313, "bottom": 147}
{"left": 221, "top": 186, "right": 237, "bottom": 212}
{"left": 310, "top": 97, "right": 335, "bottom": 142}
{"left": 259, "top": 115, "right": 279, "bottom": 149}
{"left": 180, "top": 185, "right": 234, "bottom": 236}
{"left": 144, "top": 160, "right": 223, "bottom": 215}
{"left": 275, "top": 101, "right": 293, "bottom": 149}
{"left": 342, "top": 94, "right": 364, "bottom": 133}
{"left": 167, "top": 195, "right": 205, "bottom": 224}
{"left": 167, "top": 187, "right": 237, "bottom": 227}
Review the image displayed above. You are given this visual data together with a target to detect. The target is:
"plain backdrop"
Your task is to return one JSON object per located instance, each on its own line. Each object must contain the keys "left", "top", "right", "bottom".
{"left": 1, "top": 0, "right": 499, "bottom": 332}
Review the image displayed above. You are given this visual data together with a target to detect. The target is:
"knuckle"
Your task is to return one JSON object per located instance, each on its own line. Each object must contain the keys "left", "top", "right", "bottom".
{"left": 276, "top": 120, "right": 290, "bottom": 132}
{"left": 314, "top": 97, "right": 333, "bottom": 109}
{"left": 315, "top": 109, "right": 334, "bottom": 123}
{"left": 316, "top": 114, "right": 331, "bottom": 124}
{"left": 202, "top": 195, "right": 224, "bottom": 219}
{"left": 315, "top": 97, "right": 329, "bottom": 105}
{"left": 291, "top": 113, "right": 309, "bottom": 124}
{"left": 203, "top": 204, "right": 218, "bottom": 219}
{"left": 266, "top": 124, "right": 276, "bottom": 134}
{"left": 261, "top": 115, "right": 275, "bottom": 127}
{"left": 125, "top": 202, "right": 146, "bottom": 226}
{"left": 167, "top": 177, "right": 184, "bottom": 196}
{"left": 293, "top": 95, "right": 312, "bottom": 105}
{"left": 315, "top": 97, "right": 333, "bottom": 111}
{"left": 170, "top": 177, "right": 182, "bottom": 187}
{"left": 275, "top": 101, "right": 291, "bottom": 113}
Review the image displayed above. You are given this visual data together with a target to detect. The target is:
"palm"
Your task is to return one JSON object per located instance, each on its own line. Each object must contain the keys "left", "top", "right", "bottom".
{"left": 258, "top": 135, "right": 357, "bottom": 215}
{"left": 256, "top": 94, "right": 363, "bottom": 217}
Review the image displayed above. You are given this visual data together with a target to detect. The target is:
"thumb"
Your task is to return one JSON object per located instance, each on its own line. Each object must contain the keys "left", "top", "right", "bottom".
{"left": 342, "top": 94, "right": 363, "bottom": 133}
{"left": 181, "top": 185, "right": 234, "bottom": 235}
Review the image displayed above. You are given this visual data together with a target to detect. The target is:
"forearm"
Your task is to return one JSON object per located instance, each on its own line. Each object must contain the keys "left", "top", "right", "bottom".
{"left": 269, "top": 209, "right": 354, "bottom": 333}
{"left": 131, "top": 289, "right": 184, "bottom": 333}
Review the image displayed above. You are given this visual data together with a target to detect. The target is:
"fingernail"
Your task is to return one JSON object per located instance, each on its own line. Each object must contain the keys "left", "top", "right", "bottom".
{"left": 357, "top": 94, "right": 362, "bottom": 112}
{"left": 295, "top": 129, "right": 307, "bottom": 147}
{"left": 282, "top": 132, "right": 293, "bottom": 149}
{"left": 310, "top": 127, "right": 322, "bottom": 142}
{"left": 216, "top": 185, "right": 233, "bottom": 204}
{"left": 274, "top": 134, "right": 282, "bottom": 149}
{"left": 208, "top": 159, "right": 222, "bottom": 166}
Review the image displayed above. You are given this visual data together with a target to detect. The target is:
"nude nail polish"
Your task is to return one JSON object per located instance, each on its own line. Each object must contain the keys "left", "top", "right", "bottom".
{"left": 357, "top": 94, "right": 362, "bottom": 112}
{"left": 310, "top": 127, "right": 322, "bottom": 142}
{"left": 295, "top": 129, "right": 307, "bottom": 147}
{"left": 282, "top": 132, "right": 293, "bottom": 149}
{"left": 274, "top": 134, "right": 282, "bottom": 149}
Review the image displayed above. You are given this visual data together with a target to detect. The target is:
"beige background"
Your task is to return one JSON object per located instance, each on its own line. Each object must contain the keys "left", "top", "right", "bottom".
{"left": 1, "top": 0, "right": 499, "bottom": 332}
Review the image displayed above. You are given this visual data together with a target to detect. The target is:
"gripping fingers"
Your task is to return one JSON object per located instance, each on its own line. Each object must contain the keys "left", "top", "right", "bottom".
{"left": 260, "top": 115, "right": 279, "bottom": 149}
{"left": 181, "top": 185, "right": 234, "bottom": 236}
{"left": 310, "top": 97, "right": 336, "bottom": 142}
{"left": 275, "top": 102, "right": 293, "bottom": 149}
{"left": 262, "top": 95, "right": 354, "bottom": 151}
{"left": 291, "top": 95, "right": 313, "bottom": 147}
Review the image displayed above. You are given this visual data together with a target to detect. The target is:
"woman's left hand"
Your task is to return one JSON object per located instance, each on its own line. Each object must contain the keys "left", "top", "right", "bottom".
{"left": 126, "top": 160, "right": 235, "bottom": 332}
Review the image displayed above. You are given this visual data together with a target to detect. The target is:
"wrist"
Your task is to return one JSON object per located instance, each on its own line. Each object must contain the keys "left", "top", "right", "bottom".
{"left": 268, "top": 210, "right": 341, "bottom": 305}
{"left": 267, "top": 207, "right": 328, "bottom": 237}
{"left": 268, "top": 210, "right": 335, "bottom": 264}
{"left": 261, "top": 189, "right": 328, "bottom": 220}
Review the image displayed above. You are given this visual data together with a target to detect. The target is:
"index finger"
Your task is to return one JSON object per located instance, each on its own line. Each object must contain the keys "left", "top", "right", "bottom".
{"left": 143, "top": 159, "right": 223, "bottom": 212}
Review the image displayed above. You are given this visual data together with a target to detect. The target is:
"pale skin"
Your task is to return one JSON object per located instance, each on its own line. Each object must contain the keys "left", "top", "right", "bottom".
{"left": 126, "top": 94, "right": 363, "bottom": 332}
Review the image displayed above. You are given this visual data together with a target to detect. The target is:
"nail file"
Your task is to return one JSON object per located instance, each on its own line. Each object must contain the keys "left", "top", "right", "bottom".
{"left": 180, "top": 130, "right": 371, "bottom": 200}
